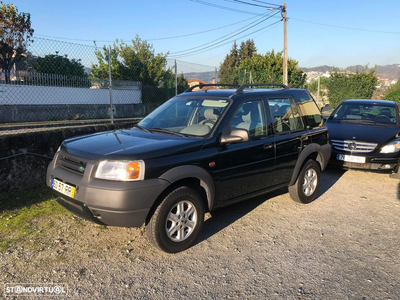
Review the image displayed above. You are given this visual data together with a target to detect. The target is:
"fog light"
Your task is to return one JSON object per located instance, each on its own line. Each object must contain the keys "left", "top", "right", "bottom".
{"left": 382, "top": 164, "right": 392, "bottom": 169}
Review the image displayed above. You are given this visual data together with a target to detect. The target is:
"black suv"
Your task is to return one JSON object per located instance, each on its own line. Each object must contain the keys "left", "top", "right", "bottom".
{"left": 47, "top": 83, "right": 331, "bottom": 253}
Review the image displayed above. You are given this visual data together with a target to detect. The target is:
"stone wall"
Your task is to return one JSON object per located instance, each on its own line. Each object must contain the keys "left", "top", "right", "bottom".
{"left": 0, "top": 122, "right": 137, "bottom": 193}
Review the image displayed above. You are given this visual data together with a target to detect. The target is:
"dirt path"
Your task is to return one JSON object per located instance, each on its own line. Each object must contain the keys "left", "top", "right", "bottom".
{"left": 1, "top": 169, "right": 400, "bottom": 299}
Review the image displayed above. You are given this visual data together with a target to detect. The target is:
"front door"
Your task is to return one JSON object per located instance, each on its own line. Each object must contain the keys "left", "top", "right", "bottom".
{"left": 215, "top": 100, "right": 275, "bottom": 203}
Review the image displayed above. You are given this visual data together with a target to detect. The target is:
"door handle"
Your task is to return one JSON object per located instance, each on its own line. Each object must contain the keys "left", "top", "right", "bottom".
{"left": 263, "top": 143, "right": 273, "bottom": 149}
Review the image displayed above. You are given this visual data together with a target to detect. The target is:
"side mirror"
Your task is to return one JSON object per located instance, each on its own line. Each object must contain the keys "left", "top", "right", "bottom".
{"left": 220, "top": 128, "right": 250, "bottom": 144}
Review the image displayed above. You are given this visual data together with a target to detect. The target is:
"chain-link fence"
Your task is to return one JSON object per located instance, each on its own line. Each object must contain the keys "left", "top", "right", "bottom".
{"left": 0, "top": 36, "right": 218, "bottom": 133}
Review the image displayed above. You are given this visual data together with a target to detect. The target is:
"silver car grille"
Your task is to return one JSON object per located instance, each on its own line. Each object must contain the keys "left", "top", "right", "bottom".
{"left": 331, "top": 139, "right": 378, "bottom": 153}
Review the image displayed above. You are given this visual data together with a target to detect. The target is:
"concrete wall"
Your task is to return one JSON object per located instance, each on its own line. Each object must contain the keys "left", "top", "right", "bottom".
{"left": 0, "top": 84, "right": 145, "bottom": 123}
{"left": 0, "top": 84, "right": 141, "bottom": 105}
{"left": 0, "top": 103, "right": 146, "bottom": 123}
{"left": 0, "top": 122, "right": 137, "bottom": 193}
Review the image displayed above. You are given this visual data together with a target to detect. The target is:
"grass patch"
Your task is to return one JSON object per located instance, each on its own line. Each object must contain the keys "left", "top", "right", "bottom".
{"left": 0, "top": 186, "right": 67, "bottom": 251}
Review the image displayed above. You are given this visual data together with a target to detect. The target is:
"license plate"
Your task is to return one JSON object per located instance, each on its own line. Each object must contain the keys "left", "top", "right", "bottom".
{"left": 52, "top": 178, "right": 76, "bottom": 198}
{"left": 337, "top": 154, "right": 366, "bottom": 164}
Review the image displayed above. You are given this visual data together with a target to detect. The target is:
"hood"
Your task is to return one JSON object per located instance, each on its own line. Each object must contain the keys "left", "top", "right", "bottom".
{"left": 62, "top": 128, "right": 204, "bottom": 160}
{"left": 326, "top": 121, "right": 400, "bottom": 144}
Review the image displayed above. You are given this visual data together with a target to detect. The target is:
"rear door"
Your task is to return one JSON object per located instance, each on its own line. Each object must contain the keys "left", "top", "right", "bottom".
{"left": 266, "top": 97, "right": 305, "bottom": 186}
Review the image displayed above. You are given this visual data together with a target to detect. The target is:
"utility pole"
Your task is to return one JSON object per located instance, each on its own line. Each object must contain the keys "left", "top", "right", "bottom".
{"left": 283, "top": 2, "right": 288, "bottom": 86}
{"left": 317, "top": 76, "right": 321, "bottom": 104}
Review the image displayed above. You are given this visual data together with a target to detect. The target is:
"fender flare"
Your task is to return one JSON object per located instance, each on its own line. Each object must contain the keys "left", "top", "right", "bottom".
{"left": 159, "top": 165, "right": 216, "bottom": 211}
{"left": 289, "top": 143, "right": 331, "bottom": 186}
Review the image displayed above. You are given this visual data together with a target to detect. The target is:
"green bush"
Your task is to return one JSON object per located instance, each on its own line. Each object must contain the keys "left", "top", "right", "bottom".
{"left": 384, "top": 90, "right": 400, "bottom": 104}
{"left": 327, "top": 68, "right": 378, "bottom": 107}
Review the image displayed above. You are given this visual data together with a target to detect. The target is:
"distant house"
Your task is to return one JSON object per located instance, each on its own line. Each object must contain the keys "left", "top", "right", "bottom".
{"left": 187, "top": 78, "right": 216, "bottom": 91}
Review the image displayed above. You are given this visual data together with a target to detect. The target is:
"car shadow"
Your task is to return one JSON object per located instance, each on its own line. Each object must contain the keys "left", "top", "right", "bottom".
{"left": 317, "top": 167, "right": 346, "bottom": 197}
{"left": 195, "top": 188, "right": 288, "bottom": 245}
{"left": 195, "top": 168, "right": 346, "bottom": 246}
{"left": 398, "top": 182, "right": 400, "bottom": 201}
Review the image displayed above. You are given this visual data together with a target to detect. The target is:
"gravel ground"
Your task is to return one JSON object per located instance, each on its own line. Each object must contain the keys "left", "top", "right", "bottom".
{"left": 1, "top": 168, "right": 400, "bottom": 299}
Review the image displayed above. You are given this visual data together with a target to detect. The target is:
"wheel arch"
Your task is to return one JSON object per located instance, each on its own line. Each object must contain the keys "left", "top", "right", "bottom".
{"left": 145, "top": 165, "right": 215, "bottom": 225}
{"left": 289, "top": 143, "right": 328, "bottom": 186}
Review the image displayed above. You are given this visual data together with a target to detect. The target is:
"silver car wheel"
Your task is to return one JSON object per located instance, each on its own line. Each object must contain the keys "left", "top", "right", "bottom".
{"left": 165, "top": 200, "right": 198, "bottom": 242}
{"left": 302, "top": 168, "right": 318, "bottom": 196}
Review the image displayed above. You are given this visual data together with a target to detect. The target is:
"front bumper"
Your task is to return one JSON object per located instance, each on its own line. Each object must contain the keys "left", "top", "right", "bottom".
{"left": 329, "top": 150, "right": 400, "bottom": 173}
{"left": 47, "top": 151, "right": 170, "bottom": 227}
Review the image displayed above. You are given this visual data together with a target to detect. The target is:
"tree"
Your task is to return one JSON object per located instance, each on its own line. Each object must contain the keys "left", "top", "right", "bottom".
{"left": 34, "top": 53, "right": 86, "bottom": 77}
{"left": 385, "top": 90, "right": 400, "bottom": 104}
{"left": 0, "top": 1, "right": 34, "bottom": 83}
{"left": 327, "top": 67, "right": 378, "bottom": 107}
{"left": 307, "top": 77, "right": 330, "bottom": 94}
{"left": 90, "top": 41, "right": 124, "bottom": 80}
{"left": 90, "top": 36, "right": 168, "bottom": 86}
{"left": 239, "top": 39, "right": 257, "bottom": 61}
{"left": 28, "top": 52, "right": 89, "bottom": 87}
{"left": 238, "top": 50, "right": 306, "bottom": 88}
{"left": 385, "top": 77, "right": 400, "bottom": 95}
{"left": 218, "top": 41, "right": 240, "bottom": 86}
{"left": 161, "top": 70, "right": 188, "bottom": 94}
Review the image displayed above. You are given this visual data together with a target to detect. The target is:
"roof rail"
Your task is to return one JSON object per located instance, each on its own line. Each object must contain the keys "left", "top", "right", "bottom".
{"left": 235, "top": 83, "right": 289, "bottom": 94}
{"left": 184, "top": 84, "right": 238, "bottom": 93}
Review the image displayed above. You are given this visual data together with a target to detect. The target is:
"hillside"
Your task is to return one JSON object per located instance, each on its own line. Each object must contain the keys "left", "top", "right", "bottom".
{"left": 301, "top": 64, "right": 400, "bottom": 80}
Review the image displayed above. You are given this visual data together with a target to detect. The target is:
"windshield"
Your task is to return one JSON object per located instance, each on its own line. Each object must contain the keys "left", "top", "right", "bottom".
{"left": 330, "top": 102, "right": 398, "bottom": 125}
{"left": 138, "top": 97, "right": 230, "bottom": 137}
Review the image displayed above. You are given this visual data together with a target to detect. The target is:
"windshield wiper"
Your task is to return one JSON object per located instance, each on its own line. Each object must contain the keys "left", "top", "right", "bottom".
{"left": 355, "top": 119, "right": 378, "bottom": 124}
{"left": 149, "top": 128, "right": 186, "bottom": 137}
{"left": 133, "top": 123, "right": 151, "bottom": 133}
{"left": 340, "top": 119, "right": 377, "bottom": 124}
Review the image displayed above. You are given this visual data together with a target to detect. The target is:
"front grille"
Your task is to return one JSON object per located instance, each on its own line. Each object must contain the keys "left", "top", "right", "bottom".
{"left": 58, "top": 154, "right": 87, "bottom": 175}
{"left": 331, "top": 139, "right": 377, "bottom": 153}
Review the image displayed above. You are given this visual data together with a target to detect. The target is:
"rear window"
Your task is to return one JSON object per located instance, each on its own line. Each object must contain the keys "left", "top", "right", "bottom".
{"left": 296, "top": 93, "right": 323, "bottom": 128}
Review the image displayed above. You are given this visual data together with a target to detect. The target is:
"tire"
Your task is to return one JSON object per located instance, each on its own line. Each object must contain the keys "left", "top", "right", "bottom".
{"left": 146, "top": 186, "right": 205, "bottom": 253}
{"left": 289, "top": 159, "right": 321, "bottom": 204}
{"left": 390, "top": 168, "right": 400, "bottom": 179}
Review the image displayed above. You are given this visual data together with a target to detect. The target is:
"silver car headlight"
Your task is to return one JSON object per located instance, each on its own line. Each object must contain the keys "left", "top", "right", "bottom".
{"left": 380, "top": 139, "right": 400, "bottom": 154}
{"left": 95, "top": 160, "right": 145, "bottom": 181}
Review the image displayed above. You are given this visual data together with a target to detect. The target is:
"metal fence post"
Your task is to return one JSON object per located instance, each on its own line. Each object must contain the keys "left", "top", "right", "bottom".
{"left": 175, "top": 59, "right": 178, "bottom": 96}
{"left": 107, "top": 46, "right": 114, "bottom": 124}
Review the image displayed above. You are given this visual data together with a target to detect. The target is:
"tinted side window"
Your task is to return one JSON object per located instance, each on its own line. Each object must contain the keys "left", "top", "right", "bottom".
{"left": 297, "top": 93, "right": 323, "bottom": 128}
{"left": 268, "top": 98, "right": 304, "bottom": 133}
{"left": 230, "top": 100, "right": 266, "bottom": 138}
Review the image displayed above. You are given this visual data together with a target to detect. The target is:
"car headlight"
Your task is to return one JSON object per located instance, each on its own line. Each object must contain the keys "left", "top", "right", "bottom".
{"left": 95, "top": 160, "right": 145, "bottom": 181}
{"left": 380, "top": 139, "right": 400, "bottom": 154}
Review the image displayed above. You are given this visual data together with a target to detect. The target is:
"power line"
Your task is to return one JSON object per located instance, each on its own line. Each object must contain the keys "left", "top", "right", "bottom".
{"left": 169, "top": 11, "right": 279, "bottom": 56}
{"left": 203, "top": 20, "right": 281, "bottom": 62}
{"left": 146, "top": 14, "right": 266, "bottom": 41}
{"left": 169, "top": 11, "right": 276, "bottom": 54}
{"left": 170, "top": 19, "right": 282, "bottom": 58}
{"left": 189, "top": 0, "right": 270, "bottom": 15}
{"left": 32, "top": 13, "right": 271, "bottom": 43}
{"left": 225, "top": 0, "right": 281, "bottom": 9}
{"left": 250, "top": 0, "right": 282, "bottom": 7}
{"left": 291, "top": 18, "right": 400, "bottom": 35}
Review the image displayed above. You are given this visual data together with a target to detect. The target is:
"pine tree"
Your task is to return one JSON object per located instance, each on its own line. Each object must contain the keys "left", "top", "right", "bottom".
{"left": 239, "top": 40, "right": 257, "bottom": 61}
{"left": 218, "top": 41, "right": 240, "bottom": 86}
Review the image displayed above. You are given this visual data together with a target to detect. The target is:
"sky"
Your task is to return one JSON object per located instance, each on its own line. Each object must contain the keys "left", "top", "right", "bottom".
{"left": 7, "top": 0, "right": 400, "bottom": 70}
